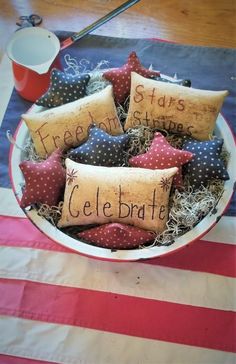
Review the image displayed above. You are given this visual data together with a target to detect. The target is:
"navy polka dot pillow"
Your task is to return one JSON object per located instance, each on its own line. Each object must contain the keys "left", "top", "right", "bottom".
{"left": 68, "top": 125, "right": 130, "bottom": 167}
{"left": 36, "top": 69, "right": 90, "bottom": 108}
{"left": 183, "top": 138, "right": 229, "bottom": 189}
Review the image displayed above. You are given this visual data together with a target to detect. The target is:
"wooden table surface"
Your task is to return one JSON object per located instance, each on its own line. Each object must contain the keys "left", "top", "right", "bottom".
{"left": 0, "top": 0, "right": 235, "bottom": 63}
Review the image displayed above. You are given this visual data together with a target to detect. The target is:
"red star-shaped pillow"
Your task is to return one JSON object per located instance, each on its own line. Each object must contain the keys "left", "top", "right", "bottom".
{"left": 103, "top": 51, "right": 160, "bottom": 104}
{"left": 78, "top": 223, "right": 154, "bottom": 249}
{"left": 19, "top": 149, "right": 66, "bottom": 208}
{"left": 129, "top": 132, "right": 194, "bottom": 187}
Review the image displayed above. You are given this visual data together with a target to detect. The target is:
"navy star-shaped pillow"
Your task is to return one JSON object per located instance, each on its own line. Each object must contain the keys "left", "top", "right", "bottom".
{"left": 68, "top": 125, "right": 130, "bottom": 167}
{"left": 36, "top": 68, "right": 90, "bottom": 108}
{"left": 182, "top": 138, "right": 229, "bottom": 189}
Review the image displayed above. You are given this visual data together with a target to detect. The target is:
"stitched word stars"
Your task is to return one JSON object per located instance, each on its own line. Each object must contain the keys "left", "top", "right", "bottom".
{"left": 78, "top": 223, "right": 154, "bottom": 249}
{"left": 36, "top": 69, "right": 90, "bottom": 108}
{"left": 103, "top": 51, "right": 160, "bottom": 104}
{"left": 68, "top": 125, "right": 130, "bottom": 167}
{"left": 182, "top": 138, "right": 229, "bottom": 189}
{"left": 20, "top": 149, "right": 66, "bottom": 208}
{"left": 129, "top": 132, "right": 194, "bottom": 187}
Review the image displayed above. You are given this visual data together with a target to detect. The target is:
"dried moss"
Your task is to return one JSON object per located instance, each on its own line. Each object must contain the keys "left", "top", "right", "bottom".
{"left": 37, "top": 201, "right": 63, "bottom": 226}
{"left": 149, "top": 180, "right": 224, "bottom": 247}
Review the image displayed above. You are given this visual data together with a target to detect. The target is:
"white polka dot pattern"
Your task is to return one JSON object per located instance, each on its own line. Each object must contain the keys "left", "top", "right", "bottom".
{"left": 183, "top": 138, "right": 230, "bottom": 188}
{"left": 103, "top": 51, "right": 160, "bottom": 104}
{"left": 19, "top": 149, "right": 66, "bottom": 208}
{"left": 36, "top": 69, "right": 90, "bottom": 108}
{"left": 129, "top": 132, "right": 194, "bottom": 187}
{"left": 68, "top": 125, "right": 130, "bottom": 167}
{"left": 78, "top": 223, "right": 154, "bottom": 249}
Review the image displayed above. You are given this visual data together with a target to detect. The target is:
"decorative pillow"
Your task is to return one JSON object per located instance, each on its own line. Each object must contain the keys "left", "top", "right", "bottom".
{"left": 182, "top": 138, "right": 230, "bottom": 189}
{"left": 124, "top": 72, "right": 228, "bottom": 140}
{"left": 68, "top": 125, "right": 130, "bottom": 166}
{"left": 129, "top": 132, "right": 193, "bottom": 187}
{"left": 78, "top": 223, "right": 154, "bottom": 249}
{"left": 35, "top": 69, "right": 90, "bottom": 108}
{"left": 21, "top": 85, "right": 123, "bottom": 158}
{"left": 19, "top": 149, "right": 66, "bottom": 208}
{"left": 58, "top": 159, "right": 178, "bottom": 232}
{"left": 103, "top": 51, "right": 160, "bottom": 104}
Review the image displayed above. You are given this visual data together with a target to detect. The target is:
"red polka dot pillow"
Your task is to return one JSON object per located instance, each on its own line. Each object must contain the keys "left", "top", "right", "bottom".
{"left": 129, "top": 132, "right": 194, "bottom": 187}
{"left": 58, "top": 159, "right": 178, "bottom": 232}
{"left": 124, "top": 72, "right": 228, "bottom": 140}
{"left": 78, "top": 223, "right": 154, "bottom": 249}
{"left": 103, "top": 51, "right": 160, "bottom": 104}
{"left": 19, "top": 149, "right": 66, "bottom": 208}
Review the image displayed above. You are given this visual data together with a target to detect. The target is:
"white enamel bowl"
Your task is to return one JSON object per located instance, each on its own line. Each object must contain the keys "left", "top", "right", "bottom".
{"left": 9, "top": 106, "right": 236, "bottom": 261}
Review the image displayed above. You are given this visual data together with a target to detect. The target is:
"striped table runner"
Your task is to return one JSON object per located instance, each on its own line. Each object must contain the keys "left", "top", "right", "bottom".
{"left": 0, "top": 48, "right": 235, "bottom": 364}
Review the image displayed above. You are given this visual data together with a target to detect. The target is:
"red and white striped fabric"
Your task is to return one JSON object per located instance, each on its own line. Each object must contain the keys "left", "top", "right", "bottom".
{"left": 0, "top": 55, "right": 235, "bottom": 364}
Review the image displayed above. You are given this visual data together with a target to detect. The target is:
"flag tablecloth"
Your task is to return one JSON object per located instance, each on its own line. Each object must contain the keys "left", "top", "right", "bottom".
{"left": 0, "top": 34, "right": 235, "bottom": 364}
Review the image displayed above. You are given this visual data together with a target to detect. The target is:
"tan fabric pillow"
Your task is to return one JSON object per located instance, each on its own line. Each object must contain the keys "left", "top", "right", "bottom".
{"left": 22, "top": 86, "right": 123, "bottom": 158}
{"left": 58, "top": 159, "right": 178, "bottom": 232}
{"left": 124, "top": 72, "right": 228, "bottom": 140}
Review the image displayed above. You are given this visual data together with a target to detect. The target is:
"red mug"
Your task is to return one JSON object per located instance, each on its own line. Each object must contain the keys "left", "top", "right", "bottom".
{"left": 6, "top": 27, "right": 61, "bottom": 102}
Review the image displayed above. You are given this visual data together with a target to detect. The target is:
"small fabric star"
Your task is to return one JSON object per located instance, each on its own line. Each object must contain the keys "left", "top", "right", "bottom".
{"left": 182, "top": 138, "right": 229, "bottom": 189}
{"left": 35, "top": 68, "right": 90, "bottom": 108}
{"left": 20, "top": 149, "right": 66, "bottom": 208}
{"left": 68, "top": 125, "right": 130, "bottom": 167}
{"left": 129, "top": 132, "right": 194, "bottom": 187}
{"left": 78, "top": 223, "right": 154, "bottom": 249}
{"left": 103, "top": 51, "right": 160, "bottom": 104}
